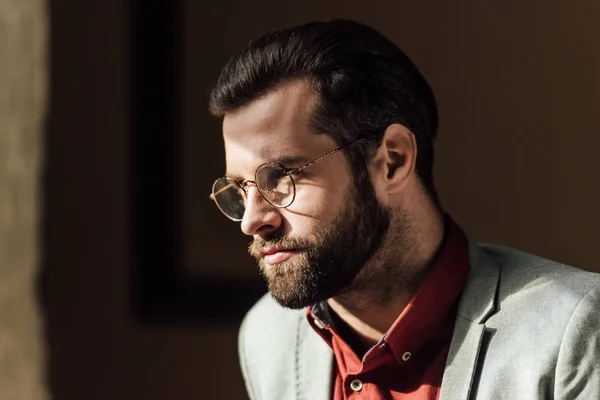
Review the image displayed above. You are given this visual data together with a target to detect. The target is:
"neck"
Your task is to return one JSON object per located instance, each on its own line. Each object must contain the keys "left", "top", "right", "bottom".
{"left": 326, "top": 206, "right": 446, "bottom": 347}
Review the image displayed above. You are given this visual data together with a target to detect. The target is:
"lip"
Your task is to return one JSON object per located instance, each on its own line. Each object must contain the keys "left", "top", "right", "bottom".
{"left": 260, "top": 247, "right": 292, "bottom": 256}
{"left": 260, "top": 248, "right": 298, "bottom": 264}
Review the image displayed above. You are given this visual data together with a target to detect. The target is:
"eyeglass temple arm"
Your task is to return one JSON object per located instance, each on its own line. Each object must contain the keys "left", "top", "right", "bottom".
{"left": 210, "top": 136, "right": 367, "bottom": 197}
{"left": 286, "top": 136, "right": 365, "bottom": 175}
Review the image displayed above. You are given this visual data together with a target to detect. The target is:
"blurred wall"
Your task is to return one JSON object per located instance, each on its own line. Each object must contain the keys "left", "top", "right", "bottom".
{"left": 0, "top": 0, "right": 48, "bottom": 398}
{"left": 44, "top": 1, "right": 243, "bottom": 399}
{"left": 43, "top": 1, "right": 600, "bottom": 399}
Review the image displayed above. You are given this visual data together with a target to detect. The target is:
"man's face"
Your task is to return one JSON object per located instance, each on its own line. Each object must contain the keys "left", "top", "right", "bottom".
{"left": 222, "top": 81, "right": 390, "bottom": 309}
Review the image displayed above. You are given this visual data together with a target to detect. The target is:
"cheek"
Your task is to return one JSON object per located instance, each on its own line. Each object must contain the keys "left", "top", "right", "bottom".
{"left": 284, "top": 178, "right": 350, "bottom": 224}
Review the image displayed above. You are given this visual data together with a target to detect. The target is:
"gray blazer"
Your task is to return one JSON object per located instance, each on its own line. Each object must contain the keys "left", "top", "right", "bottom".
{"left": 238, "top": 243, "right": 600, "bottom": 399}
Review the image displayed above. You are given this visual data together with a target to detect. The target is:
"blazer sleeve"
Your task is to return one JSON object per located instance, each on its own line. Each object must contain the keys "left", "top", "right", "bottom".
{"left": 554, "top": 285, "right": 600, "bottom": 399}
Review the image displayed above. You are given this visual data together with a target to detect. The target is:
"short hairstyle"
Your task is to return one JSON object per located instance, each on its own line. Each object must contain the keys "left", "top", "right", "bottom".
{"left": 209, "top": 19, "right": 439, "bottom": 203}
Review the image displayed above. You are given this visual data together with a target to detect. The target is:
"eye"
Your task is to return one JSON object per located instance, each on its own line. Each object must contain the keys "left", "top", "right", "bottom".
{"left": 263, "top": 166, "right": 283, "bottom": 187}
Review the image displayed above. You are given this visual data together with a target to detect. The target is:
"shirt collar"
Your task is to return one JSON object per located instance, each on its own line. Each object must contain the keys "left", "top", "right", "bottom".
{"left": 306, "top": 216, "right": 471, "bottom": 364}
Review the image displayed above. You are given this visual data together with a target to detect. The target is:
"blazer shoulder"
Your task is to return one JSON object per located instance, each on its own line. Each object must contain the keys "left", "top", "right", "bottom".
{"left": 458, "top": 243, "right": 600, "bottom": 399}
{"left": 474, "top": 242, "right": 600, "bottom": 337}
{"left": 478, "top": 243, "right": 600, "bottom": 298}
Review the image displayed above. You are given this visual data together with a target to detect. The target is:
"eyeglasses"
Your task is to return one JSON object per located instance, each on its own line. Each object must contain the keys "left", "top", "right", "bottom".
{"left": 210, "top": 137, "right": 364, "bottom": 221}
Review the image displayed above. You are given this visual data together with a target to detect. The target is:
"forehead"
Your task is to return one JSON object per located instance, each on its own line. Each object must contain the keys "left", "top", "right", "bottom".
{"left": 222, "top": 81, "right": 336, "bottom": 173}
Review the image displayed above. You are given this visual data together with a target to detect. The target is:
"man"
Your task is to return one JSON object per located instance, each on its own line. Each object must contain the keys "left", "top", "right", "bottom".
{"left": 208, "top": 19, "right": 600, "bottom": 400}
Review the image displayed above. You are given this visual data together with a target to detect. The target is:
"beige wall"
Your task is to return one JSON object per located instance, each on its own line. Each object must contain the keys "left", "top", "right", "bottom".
{"left": 0, "top": 0, "right": 48, "bottom": 398}
{"left": 44, "top": 1, "right": 600, "bottom": 399}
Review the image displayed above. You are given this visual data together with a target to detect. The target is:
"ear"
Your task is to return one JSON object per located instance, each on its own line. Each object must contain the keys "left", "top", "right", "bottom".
{"left": 370, "top": 123, "right": 417, "bottom": 198}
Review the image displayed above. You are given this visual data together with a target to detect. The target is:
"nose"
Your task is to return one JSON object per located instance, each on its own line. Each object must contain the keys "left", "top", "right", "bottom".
{"left": 240, "top": 186, "right": 282, "bottom": 236}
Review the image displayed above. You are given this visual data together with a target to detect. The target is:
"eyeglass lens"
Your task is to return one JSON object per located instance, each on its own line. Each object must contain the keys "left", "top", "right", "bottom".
{"left": 212, "top": 178, "right": 246, "bottom": 220}
{"left": 212, "top": 164, "right": 295, "bottom": 220}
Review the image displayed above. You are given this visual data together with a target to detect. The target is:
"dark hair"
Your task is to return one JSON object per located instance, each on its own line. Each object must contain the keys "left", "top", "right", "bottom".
{"left": 209, "top": 19, "right": 439, "bottom": 203}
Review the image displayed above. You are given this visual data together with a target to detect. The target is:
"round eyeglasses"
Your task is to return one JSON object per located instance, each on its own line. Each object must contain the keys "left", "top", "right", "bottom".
{"left": 209, "top": 137, "right": 364, "bottom": 221}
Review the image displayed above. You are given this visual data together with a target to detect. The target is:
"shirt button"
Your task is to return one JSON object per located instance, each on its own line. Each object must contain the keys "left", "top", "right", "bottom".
{"left": 350, "top": 379, "right": 363, "bottom": 392}
{"left": 402, "top": 351, "right": 412, "bottom": 361}
{"left": 313, "top": 318, "right": 326, "bottom": 329}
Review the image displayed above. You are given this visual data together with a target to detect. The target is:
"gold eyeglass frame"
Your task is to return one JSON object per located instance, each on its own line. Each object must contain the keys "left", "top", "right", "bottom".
{"left": 209, "top": 136, "right": 365, "bottom": 221}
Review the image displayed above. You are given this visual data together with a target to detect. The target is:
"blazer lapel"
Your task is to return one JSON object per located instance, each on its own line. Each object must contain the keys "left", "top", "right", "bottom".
{"left": 295, "top": 317, "right": 334, "bottom": 400}
{"left": 440, "top": 242, "right": 500, "bottom": 400}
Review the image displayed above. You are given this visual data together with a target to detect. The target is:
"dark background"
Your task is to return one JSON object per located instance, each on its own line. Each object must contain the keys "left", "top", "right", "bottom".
{"left": 42, "top": 0, "right": 600, "bottom": 399}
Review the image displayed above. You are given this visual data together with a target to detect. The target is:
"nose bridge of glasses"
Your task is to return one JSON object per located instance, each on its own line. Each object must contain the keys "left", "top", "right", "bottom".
{"left": 242, "top": 180, "right": 276, "bottom": 222}
{"left": 243, "top": 177, "right": 284, "bottom": 209}
{"left": 241, "top": 180, "right": 267, "bottom": 205}
{"left": 241, "top": 179, "right": 257, "bottom": 191}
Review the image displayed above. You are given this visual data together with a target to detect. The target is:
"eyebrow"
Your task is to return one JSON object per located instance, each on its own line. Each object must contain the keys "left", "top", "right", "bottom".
{"left": 269, "top": 154, "right": 310, "bottom": 167}
{"left": 225, "top": 154, "right": 311, "bottom": 181}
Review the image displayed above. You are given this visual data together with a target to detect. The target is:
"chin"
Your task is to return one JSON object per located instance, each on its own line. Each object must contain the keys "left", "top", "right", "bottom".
{"left": 265, "top": 275, "right": 346, "bottom": 310}
{"left": 258, "top": 251, "right": 365, "bottom": 309}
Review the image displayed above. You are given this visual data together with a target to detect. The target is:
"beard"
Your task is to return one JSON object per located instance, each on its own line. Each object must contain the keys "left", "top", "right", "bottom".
{"left": 248, "top": 174, "right": 391, "bottom": 309}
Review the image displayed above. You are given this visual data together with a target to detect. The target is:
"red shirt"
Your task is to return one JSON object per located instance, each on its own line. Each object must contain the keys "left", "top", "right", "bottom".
{"left": 307, "top": 219, "right": 470, "bottom": 399}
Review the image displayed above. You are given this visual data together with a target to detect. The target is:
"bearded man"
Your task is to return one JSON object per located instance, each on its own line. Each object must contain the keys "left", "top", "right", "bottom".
{"left": 207, "top": 19, "right": 600, "bottom": 400}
